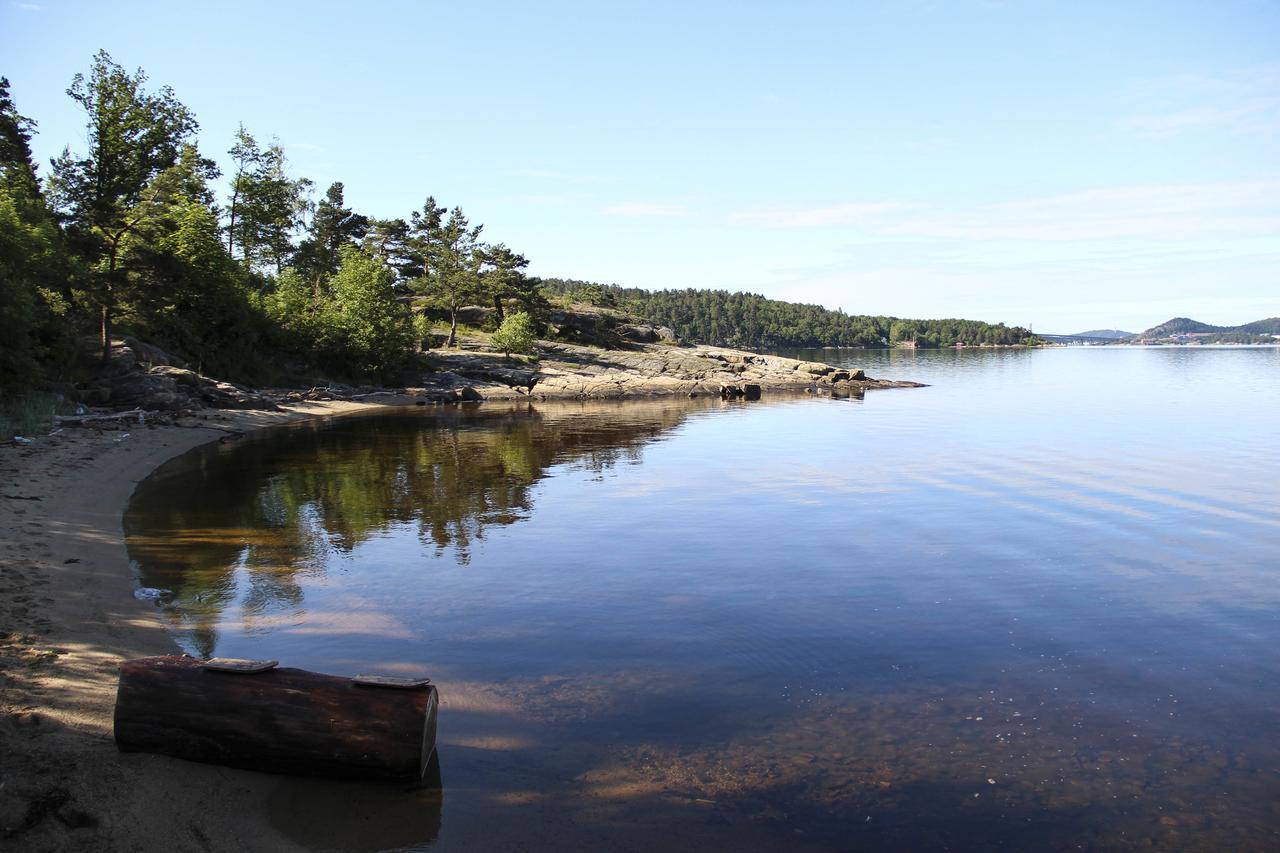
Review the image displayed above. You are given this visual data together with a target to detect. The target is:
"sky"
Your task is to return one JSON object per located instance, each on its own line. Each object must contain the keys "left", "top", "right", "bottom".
{"left": 2, "top": 0, "right": 1277, "bottom": 333}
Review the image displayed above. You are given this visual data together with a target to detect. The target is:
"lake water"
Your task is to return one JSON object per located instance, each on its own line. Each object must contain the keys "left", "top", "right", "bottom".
{"left": 125, "top": 346, "right": 1280, "bottom": 851}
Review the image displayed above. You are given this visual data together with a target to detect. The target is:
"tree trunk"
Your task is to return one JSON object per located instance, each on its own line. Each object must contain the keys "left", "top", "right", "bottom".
{"left": 114, "top": 656, "right": 439, "bottom": 783}
{"left": 493, "top": 293, "right": 505, "bottom": 326}
{"left": 226, "top": 188, "right": 238, "bottom": 256}
{"left": 100, "top": 242, "right": 119, "bottom": 365}
{"left": 447, "top": 305, "right": 458, "bottom": 347}
{"left": 99, "top": 300, "right": 111, "bottom": 364}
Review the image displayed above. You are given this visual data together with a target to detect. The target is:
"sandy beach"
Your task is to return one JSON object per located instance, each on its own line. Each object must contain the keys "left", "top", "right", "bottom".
{"left": 0, "top": 400, "right": 414, "bottom": 852}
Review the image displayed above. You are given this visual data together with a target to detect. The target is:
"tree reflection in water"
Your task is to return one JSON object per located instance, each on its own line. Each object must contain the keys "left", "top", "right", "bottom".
{"left": 125, "top": 399, "right": 713, "bottom": 658}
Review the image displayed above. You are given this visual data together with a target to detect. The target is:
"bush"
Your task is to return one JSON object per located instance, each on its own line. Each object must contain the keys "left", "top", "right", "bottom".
{"left": 0, "top": 392, "right": 76, "bottom": 439}
{"left": 491, "top": 311, "right": 537, "bottom": 356}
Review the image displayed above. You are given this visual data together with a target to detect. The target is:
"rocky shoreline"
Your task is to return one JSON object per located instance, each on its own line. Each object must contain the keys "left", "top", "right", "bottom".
{"left": 81, "top": 337, "right": 923, "bottom": 417}
{"left": 419, "top": 341, "right": 923, "bottom": 401}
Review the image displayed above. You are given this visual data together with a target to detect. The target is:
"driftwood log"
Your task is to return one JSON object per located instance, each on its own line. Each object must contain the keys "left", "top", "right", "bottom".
{"left": 54, "top": 408, "right": 149, "bottom": 425}
{"left": 114, "top": 656, "right": 438, "bottom": 783}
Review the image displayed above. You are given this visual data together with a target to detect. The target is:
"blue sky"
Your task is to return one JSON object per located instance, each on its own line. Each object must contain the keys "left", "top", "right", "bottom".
{"left": 3, "top": 0, "right": 1277, "bottom": 332}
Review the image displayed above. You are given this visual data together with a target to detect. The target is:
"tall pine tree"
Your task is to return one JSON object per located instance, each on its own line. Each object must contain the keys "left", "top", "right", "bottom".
{"left": 295, "top": 181, "right": 368, "bottom": 294}
{"left": 48, "top": 51, "right": 198, "bottom": 363}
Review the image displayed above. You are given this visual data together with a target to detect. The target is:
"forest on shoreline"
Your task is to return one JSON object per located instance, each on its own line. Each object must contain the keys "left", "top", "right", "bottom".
{"left": 540, "top": 280, "right": 1039, "bottom": 350}
{"left": 2, "top": 51, "right": 1037, "bottom": 405}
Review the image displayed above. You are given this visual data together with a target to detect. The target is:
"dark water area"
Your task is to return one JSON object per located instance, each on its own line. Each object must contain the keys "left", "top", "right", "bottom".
{"left": 125, "top": 347, "right": 1280, "bottom": 851}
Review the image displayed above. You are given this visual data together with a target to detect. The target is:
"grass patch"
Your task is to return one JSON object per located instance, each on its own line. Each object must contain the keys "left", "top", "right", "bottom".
{"left": 0, "top": 392, "right": 78, "bottom": 439}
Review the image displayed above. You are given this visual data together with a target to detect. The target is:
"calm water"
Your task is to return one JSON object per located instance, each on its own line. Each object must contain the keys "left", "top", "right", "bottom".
{"left": 125, "top": 347, "right": 1280, "bottom": 852}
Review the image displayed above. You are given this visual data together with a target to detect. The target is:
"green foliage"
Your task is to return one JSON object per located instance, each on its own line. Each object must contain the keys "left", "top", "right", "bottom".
{"left": 0, "top": 76, "right": 42, "bottom": 203}
{"left": 0, "top": 191, "right": 45, "bottom": 388}
{"left": 408, "top": 203, "right": 485, "bottom": 346}
{"left": 540, "top": 279, "right": 1039, "bottom": 349}
{"left": 226, "top": 126, "right": 311, "bottom": 275}
{"left": 577, "top": 283, "right": 617, "bottom": 308}
{"left": 491, "top": 311, "right": 537, "bottom": 356}
{"left": 0, "top": 78, "right": 76, "bottom": 391}
{"left": 481, "top": 243, "right": 548, "bottom": 329}
{"left": 322, "top": 245, "right": 414, "bottom": 377}
{"left": 295, "top": 182, "right": 368, "bottom": 289}
{"left": 139, "top": 199, "right": 266, "bottom": 377}
{"left": 2, "top": 52, "right": 548, "bottom": 389}
{"left": 263, "top": 268, "right": 315, "bottom": 337}
{"left": 0, "top": 391, "right": 77, "bottom": 439}
{"left": 363, "top": 217, "right": 422, "bottom": 286}
{"left": 48, "top": 50, "right": 200, "bottom": 363}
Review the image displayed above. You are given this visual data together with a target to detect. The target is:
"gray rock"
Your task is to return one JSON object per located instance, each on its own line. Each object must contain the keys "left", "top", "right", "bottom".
{"left": 449, "top": 387, "right": 482, "bottom": 402}
{"left": 796, "top": 361, "right": 834, "bottom": 376}
{"left": 454, "top": 305, "right": 496, "bottom": 325}
{"left": 617, "top": 324, "right": 659, "bottom": 343}
{"left": 148, "top": 365, "right": 205, "bottom": 388}
{"left": 105, "top": 372, "right": 185, "bottom": 410}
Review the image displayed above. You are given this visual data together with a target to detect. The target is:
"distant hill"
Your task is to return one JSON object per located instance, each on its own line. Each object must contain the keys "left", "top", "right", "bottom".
{"left": 1133, "top": 317, "right": 1280, "bottom": 343}
{"left": 1069, "top": 329, "right": 1134, "bottom": 339}
{"left": 1138, "top": 317, "right": 1227, "bottom": 337}
{"left": 1237, "top": 317, "right": 1280, "bottom": 334}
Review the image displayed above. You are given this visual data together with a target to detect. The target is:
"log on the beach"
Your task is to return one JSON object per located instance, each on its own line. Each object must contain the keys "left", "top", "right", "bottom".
{"left": 114, "top": 656, "right": 438, "bottom": 783}
{"left": 54, "top": 408, "right": 148, "bottom": 424}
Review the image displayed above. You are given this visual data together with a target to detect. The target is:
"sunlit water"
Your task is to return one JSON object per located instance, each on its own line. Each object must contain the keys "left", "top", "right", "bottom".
{"left": 126, "top": 346, "right": 1280, "bottom": 851}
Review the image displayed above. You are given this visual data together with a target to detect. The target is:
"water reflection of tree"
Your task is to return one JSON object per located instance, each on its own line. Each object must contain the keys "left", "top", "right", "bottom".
{"left": 125, "top": 401, "right": 708, "bottom": 655}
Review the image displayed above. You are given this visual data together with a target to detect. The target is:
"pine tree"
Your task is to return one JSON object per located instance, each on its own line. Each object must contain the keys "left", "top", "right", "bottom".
{"left": 295, "top": 182, "right": 368, "bottom": 294}
{"left": 479, "top": 243, "right": 538, "bottom": 326}
{"left": 409, "top": 204, "right": 484, "bottom": 347}
{"left": 0, "top": 77, "right": 73, "bottom": 390}
{"left": 47, "top": 51, "right": 198, "bottom": 363}
{"left": 226, "top": 128, "right": 310, "bottom": 277}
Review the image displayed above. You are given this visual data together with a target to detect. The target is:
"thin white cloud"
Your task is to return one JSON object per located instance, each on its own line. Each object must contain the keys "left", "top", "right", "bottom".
{"left": 1119, "top": 62, "right": 1280, "bottom": 137}
{"left": 731, "top": 201, "right": 911, "bottom": 228}
{"left": 883, "top": 180, "right": 1280, "bottom": 242}
{"left": 601, "top": 201, "right": 689, "bottom": 218}
{"left": 11, "top": 1, "right": 41, "bottom": 9}
{"left": 726, "top": 181, "right": 1279, "bottom": 255}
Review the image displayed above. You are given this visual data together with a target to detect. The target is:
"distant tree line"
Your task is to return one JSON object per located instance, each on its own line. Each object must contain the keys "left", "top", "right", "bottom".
{"left": 1, "top": 51, "right": 547, "bottom": 392}
{"left": 539, "top": 280, "right": 1039, "bottom": 349}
